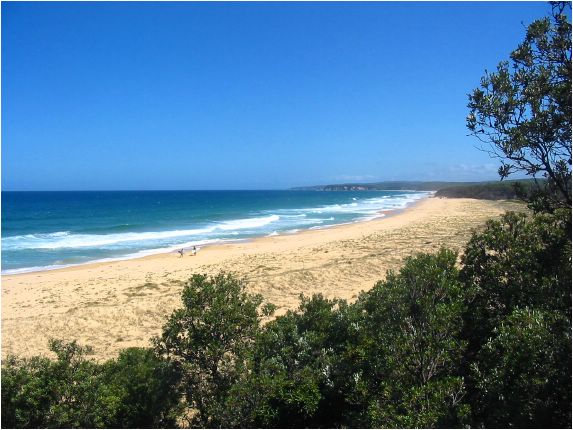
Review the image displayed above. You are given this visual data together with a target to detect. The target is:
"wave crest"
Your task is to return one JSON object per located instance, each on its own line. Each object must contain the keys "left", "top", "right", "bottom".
{"left": 2, "top": 215, "right": 281, "bottom": 250}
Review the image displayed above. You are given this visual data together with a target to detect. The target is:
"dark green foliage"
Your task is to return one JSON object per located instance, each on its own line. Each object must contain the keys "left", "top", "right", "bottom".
{"left": 467, "top": 2, "right": 572, "bottom": 209}
{"left": 1, "top": 342, "right": 181, "bottom": 428}
{"left": 1, "top": 355, "right": 56, "bottom": 428}
{"left": 99, "top": 347, "right": 182, "bottom": 428}
{"left": 232, "top": 295, "right": 365, "bottom": 428}
{"left": 225, "top": 251, "right": 471, "bottom": 428}
{"left": 1, "top": 340, "right": 106, "bottom": 428}
{"left": 153, "top": 273, "right": 269, "bottom": 428}
{"left": 357, "top": 249, "right": 470, "bottom": 428}
{"left": 462, "top": 6, "right": 572, "bottom": 423}
{"left": 461, "top": 209, "right": 571, "bottom": 428}
{"left": 471, "top": 308, "right": 571, "bottom": 428}
{"left": 461, "top": 210, "right": 571, "bottom": 353}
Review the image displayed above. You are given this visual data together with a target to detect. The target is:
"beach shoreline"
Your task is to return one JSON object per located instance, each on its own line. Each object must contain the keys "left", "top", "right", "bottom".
{"left": 1, "top": 194, "right": 430, "bottom": 277}
{"left": 1, "top": 191, "right": 432, "bottom": 277}
{"left": 2, "top": 197, "right": 526, "bottom": 360}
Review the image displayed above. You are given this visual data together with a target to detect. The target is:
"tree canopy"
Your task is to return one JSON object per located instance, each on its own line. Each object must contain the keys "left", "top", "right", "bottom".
{"left": 467, "top": 2, "right": 572, "bottom": 209}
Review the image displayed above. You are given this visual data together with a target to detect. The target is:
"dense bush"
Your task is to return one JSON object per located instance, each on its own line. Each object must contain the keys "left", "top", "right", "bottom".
{"left": 234, "top": 295, "right": 363, "bottom": 428}
{"left": 471, "top": 308, "right": 571, "bottom": 428}
{"left": 461, "top": 210, "right": 571, "bottom": 352}
{"left": 1, "top": 341, "right": 181, "bottom": 428}
{"left": 98, "top": 347, "right": 182, "bottom": 428}
{"left": 460, "top": 209, "right": 571, "bottom": 428}
{"left": 152, "top": 273, "right": 274, "bottom": 428}
{"left": 2, "top": 209, "right": 570, "bottom": 428}
{"left": 1, "top": 340, "right": 102, "bottom": 428}
{"left": 357, "top": 249, "right": 469, "bottom": 428}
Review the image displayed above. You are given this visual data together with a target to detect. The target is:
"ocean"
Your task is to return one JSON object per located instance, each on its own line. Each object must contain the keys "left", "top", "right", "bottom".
{"left": 1, "top": 190, "right": 430, "bottom": 274}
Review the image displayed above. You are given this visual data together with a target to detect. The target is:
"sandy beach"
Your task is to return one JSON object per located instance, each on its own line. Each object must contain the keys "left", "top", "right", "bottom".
{"left": 1, "top": 197, "right": 526, "bottom": 361}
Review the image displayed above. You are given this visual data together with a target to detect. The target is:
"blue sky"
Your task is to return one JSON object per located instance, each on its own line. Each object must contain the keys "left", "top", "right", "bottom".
{"left": 2, "top": 1, "right": 550, "bottom": 190}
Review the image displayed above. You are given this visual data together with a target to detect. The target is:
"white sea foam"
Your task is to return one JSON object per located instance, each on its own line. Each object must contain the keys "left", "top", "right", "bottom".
{"left": 2, "top": 264, "right": 74, "bottom": 275}
{"left": 271, "top": 192, "right": 429, "bottom": 217}
{"left": 4, "top": 195, "right": 430, "bottom": 252}
{"left": 217, "top": 214, "right": 279, "bottom": 231}
{"left": 1, "top": 238, "right": 241, "bottom": 275}
{"left": 2, "top": 192, "right": 431, "bottom": 274}
{"left": 359, "top": 213, "right": 387, "bottom": 222}
{"left": 3, "top": 215, "right": 281, "bottom": 250}
{"left": 2, "top": 227, "right": 218, "bottom": 250}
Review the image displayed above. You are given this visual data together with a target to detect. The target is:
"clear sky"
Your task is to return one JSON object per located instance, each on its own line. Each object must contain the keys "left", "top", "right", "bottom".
{"left": 2, "top": 1, "right": 550, "bottom": 190}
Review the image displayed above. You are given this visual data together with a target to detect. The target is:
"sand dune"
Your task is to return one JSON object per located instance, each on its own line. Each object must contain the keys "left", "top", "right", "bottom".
{"left": 1, "top": 197, "right": 526, "bottom": 361}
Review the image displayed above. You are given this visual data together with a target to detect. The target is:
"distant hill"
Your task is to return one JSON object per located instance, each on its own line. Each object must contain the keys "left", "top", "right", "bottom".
{"left": 292, "top": 179, "right": 541, "bottom": 200}
{"left": 291, "top": 181, "right": 470, "bottom": 191}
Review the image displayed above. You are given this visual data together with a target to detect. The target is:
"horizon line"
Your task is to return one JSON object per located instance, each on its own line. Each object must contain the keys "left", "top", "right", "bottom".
{"left": 1, "top": 178, "right": 532, "bottom": 193}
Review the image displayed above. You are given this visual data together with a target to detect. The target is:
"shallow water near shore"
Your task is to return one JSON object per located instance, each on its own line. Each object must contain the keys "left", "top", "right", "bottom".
{"left": 2, "top": 190, "right": 430, "bottom": 273}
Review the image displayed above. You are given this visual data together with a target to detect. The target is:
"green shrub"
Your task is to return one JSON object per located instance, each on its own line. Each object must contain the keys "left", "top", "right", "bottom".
{"left": 461, "top": 210, "right": 571, "bottom": 354}
{"left": 461, "top": 209, "right": 571, "bottom": 427}
{"left": 99, "top": 347, "right": 182, "bottom": 428}
{"left": 357, "top": 249, "right": 470, "bottom": 428}
{"left": 230, "top": 294, "right": 364, "bottom": 428}
{"left": 153, "top": 273, "right": 271, "bottom": 428}
{"left": 1, "top": 342, "right": 181, "bottom": 428}
{"left": 471, "top": 308, "right": 571, "bottom": 428}
{"left": 1, "top": 340, "right": 106, "bottom": 428}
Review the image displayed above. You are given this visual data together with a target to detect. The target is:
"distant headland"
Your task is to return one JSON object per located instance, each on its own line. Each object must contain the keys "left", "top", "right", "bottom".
{"left": 292, "top": 179, "right": 541, "bottom": 200}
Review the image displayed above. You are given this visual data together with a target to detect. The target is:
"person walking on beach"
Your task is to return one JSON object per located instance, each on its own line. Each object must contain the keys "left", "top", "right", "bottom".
{"left": 178, "top": 249, "right": 184, "bottom": 258}
{"left": 191, "top": 246, "right": 197, "bottom": 256}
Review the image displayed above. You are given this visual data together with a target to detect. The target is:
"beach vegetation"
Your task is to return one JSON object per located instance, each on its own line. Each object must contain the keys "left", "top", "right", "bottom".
{"left": 467, "top": 1, "right": 572, "bottom": 210}
{"left": 97, "top": 347, "right": 182, "bottom": 428}
{"left": 461, "top": 210, "right": 571, "bottom": 353}
{"left": 230, "top": 294, "right": 365, "bottom": 428}
{"left": 357, "top": 249, "right": 470, "bottom": 428}
{"left": 460, "top": 209, "right": 571, "bottom": 427}
{"left": 1, "top": 341, "right": 181, "bottom": 429}
{"left": 470, "top": 307, "right": 571, "bottom": 428}
{"left": 152, "top": 273, "right": 273, "bottom": 428}
{"left": 1, "top": 340, "right": 99, "bottom": 428}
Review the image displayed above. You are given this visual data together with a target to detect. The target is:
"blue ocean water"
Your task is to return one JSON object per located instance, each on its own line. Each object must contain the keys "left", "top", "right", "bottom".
{"left": 1, "top": 190, "right": 430, "bottom": 274}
